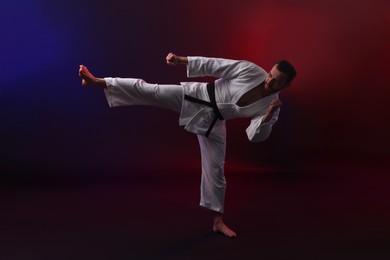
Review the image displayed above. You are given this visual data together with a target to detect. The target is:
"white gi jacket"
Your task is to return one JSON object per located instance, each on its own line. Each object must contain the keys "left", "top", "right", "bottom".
{"left": 180, "top": 56, "right": 280, "bottom": 142}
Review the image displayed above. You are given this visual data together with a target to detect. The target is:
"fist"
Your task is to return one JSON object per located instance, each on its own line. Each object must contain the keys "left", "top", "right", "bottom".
{"left": 166, "top": 53, "right": 179, "bottom": 65}
{"left": 269, "top": 98, "right": 282, "bottom": 112}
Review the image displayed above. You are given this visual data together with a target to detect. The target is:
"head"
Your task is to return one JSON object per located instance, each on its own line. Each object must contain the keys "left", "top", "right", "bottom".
{"left": 265, "top": 60, "right": 296, "bottom": 93}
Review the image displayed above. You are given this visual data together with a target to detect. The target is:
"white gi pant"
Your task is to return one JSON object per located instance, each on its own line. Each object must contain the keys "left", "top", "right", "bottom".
{"left": 104, "top": 78, "right": 227, "bottom": 213}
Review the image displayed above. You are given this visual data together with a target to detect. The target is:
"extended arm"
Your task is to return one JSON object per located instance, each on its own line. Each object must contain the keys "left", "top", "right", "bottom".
{"left": 166, "top": 53, "right": 264, "bottom": 82}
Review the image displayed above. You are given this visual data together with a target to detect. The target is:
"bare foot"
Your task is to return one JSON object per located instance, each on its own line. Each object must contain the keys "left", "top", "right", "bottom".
{"left": 213, "top": 221, "right": 237, "bottom": 238}
{"left": 79, "top": 65, "right": 106, "bottom": 87}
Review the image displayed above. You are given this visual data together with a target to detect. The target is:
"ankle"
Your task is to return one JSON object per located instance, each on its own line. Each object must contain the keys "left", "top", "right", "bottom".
{"left": 214, "top": 215, "right": 223, "bottom": 225}
{"left": 94, "top": 78, "right": 107, "bottom": 88}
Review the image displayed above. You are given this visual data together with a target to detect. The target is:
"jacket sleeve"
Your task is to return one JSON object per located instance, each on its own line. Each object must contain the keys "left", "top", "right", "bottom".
{"left": 187, "top": 56, "right": 264, "bottom": 82}
{"left": 245, "top": 108, "right": 280, "bottom": 142}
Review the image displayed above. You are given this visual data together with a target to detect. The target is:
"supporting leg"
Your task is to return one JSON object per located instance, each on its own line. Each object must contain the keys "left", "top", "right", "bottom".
{"left": 197, "top": 122, "right": 236, "bottom": 238}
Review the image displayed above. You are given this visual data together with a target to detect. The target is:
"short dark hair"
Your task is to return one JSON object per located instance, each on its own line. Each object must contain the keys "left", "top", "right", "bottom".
{"left": 276, "top": 60, "right": 296, "bottom": 84}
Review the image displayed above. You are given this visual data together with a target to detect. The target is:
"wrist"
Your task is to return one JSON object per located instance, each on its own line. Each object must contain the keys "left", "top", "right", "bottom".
{"left": 179, "top": 56, "right": 188, "bottom": 65}
{"left": 262, "top": 114, "right": 271, "bottom": 123}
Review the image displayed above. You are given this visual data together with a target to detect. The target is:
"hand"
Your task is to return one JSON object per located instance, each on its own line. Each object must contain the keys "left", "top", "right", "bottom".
{"left": 262, "top": 98, "right": 282, "bottom": 123}
{"left": 166, "top": 52, "right": 188, "bottom": 65}
{"left": 166, "top": 53, "right": 179, "bottom": 65}
{"left": 268, "top": 98, "right": 282, "bottom": 113}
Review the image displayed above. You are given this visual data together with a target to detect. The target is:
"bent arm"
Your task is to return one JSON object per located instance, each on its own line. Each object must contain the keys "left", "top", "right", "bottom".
{"left": 246, "top": 108, "right": 280, "bottom": 142}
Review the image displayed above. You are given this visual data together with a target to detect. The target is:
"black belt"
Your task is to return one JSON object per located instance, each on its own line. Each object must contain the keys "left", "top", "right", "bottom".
{"left": 184, "top": 82, "right": 224, "bottom": 137}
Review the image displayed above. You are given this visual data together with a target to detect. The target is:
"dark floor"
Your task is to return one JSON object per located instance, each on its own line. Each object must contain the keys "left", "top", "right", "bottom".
{"left": 1, "top": 161, "right": 389, "bottom": 260}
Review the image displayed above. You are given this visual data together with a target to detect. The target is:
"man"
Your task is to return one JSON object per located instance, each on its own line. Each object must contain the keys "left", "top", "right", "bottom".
{"left": 79, "top": 53, "right": 296, "bottom": 238}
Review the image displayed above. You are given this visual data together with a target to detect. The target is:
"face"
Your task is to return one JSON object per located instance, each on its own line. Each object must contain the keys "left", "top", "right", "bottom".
{"left": 264, "top": 65, "right": 290, "bottom": 93}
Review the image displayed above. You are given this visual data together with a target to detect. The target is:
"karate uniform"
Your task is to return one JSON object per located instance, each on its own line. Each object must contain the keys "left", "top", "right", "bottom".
{"left": 103, "top": 56, "right": 280, "bottom": 213}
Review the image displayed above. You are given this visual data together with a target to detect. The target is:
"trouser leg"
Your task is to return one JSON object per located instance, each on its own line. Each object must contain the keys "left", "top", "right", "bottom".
{"left": 197, "top": 121, "right": 227, "bottom": 213}
{"left": 103, "top": 77, "right": 183, "bottom": 112}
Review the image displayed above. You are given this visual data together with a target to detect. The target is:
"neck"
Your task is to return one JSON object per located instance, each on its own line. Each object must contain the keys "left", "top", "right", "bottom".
{"left": 258, "top": 82, "right": 274, "bottom": 98}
